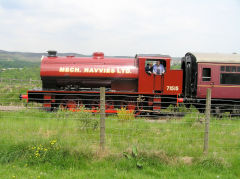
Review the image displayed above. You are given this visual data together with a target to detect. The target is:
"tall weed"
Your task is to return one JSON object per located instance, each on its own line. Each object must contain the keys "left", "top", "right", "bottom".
{"left": 117, "top": 108, "right": 135, "bottom": 122}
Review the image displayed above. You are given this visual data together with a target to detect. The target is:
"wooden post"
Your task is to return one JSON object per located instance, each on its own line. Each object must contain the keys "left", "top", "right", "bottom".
{"left": 100, "top": 87, "right": 106, "bottom": 151}
{"left": 204, "top": 88, "right": 211, "bottom": 154}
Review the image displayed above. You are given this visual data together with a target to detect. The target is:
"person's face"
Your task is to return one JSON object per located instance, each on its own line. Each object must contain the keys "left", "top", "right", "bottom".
{"left": 157, "top": 61, "right": 160, "bottom": 65}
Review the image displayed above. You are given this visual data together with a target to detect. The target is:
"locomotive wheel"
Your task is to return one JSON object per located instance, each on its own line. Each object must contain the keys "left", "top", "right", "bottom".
{"left": 120, "top": 98, "right": 143, "bottom": 116}
{"left": 91, "top": 98, "right": 100, "bottom": 110}
{"left": 91, "top": 97, "right": 115, "bottom": 110}
{"left": 106, "top": 98, "right": 115, "bottom": 110}
{"left": 60, "top": 96, "right": 83, "bottom": 110}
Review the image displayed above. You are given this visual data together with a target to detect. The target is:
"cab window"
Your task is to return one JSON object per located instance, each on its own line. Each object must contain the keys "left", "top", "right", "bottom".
{"left": 145, "top": 59, "right": 166, "bottom": 75}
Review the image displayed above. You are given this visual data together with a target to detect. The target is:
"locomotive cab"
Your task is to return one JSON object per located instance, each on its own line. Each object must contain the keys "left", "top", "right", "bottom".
{"left": 137, "top": 54, "right": 169, "bottom": 93}
{"left": 137, "top": 54, "right": 183, "bottom": 95}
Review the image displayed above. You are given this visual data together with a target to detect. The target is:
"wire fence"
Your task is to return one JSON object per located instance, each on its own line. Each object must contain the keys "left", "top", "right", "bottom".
{"left": 0, "top": 77, "right": 240, "bottom": 161}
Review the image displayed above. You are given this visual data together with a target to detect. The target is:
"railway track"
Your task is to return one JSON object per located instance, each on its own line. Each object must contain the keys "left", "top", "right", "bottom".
{"left": 0, "top": 106, "right": 25, "bottom": 111}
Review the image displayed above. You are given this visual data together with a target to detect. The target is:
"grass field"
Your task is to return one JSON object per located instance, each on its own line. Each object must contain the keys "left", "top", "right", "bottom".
{"left": 0, "top": 109, "right": 239, "bottom": 178}
{"left": 0, "top": 67, "right": 240, "bottom": 178}
{"left": 0, "top": 67, "right": 41, "bottom": 105}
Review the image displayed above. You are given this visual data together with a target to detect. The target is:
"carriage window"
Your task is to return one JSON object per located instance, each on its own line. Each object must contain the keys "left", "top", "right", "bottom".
{"left": 226, "top": 66, "right": 231, "bottom": 72}
{"left": 238, "top": 67, "right": 240, "bottom": 72}
{"left": 232, "top": 66, "right": 236, "bottom": 72}
{"left": 202, "top": 68, "right": 211, "bottom": 81}
{"left": 221, "top": 66, "right": 240, "bottom": 72}
{"left": 220, "top": 74, "right": 240, "bottom": 85}
{"left": 220, "top": 66, "right": 225, "bottom": 72}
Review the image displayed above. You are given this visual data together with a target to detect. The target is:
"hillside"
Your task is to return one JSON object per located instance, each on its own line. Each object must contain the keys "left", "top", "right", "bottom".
{"left": 0, "top": 50, "right": 87, "bottom": 68}
{"left": 0, "top": 49, "right": 181, "bottom": 68}
{"left": 0, "top": 50, "right": 86, "bottom": 62}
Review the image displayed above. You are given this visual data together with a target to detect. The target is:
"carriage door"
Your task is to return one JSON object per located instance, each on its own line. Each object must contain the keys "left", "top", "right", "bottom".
{"left": 198, "top": 64, "right": 216, "bottom": 98}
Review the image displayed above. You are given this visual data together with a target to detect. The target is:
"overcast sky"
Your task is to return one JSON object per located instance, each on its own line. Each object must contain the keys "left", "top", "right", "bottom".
{"left": 0, "top": 0, "right": 239, "bottom": 57}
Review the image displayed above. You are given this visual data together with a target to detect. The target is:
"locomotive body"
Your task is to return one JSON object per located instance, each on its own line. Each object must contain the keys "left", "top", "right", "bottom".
{"left": 23, "top": 51, "right": 183, "bottom": 113}
{"left": 41, "top": 52, "right": 138, "bottom": 91}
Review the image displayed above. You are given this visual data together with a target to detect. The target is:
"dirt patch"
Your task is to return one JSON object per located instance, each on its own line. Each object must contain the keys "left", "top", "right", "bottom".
{"left": 180, "top": 156, "right": 193, "bottom": 165}
{"left": 0, "top": 105, "right": 24, "bottom": 111}
{"left": 146, "top": 119, "right": 168, "bottom": 123}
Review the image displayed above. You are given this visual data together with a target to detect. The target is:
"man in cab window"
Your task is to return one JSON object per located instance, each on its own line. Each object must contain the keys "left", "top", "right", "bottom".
{"left": 153, "top": 61, "right": 165, "bottom": 75}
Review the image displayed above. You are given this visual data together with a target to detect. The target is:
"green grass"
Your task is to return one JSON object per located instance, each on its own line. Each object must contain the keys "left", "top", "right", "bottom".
{"left": 0, "top": 66, "right": 239, "bottom": 178}
{"left": 0, "top": 109, "right": 240, "bottom": 178}
{"left": 0, "top": 67, "right": 41, "bottom": 105}
{"left": 0, "top": 67, "right": 40, "bottom": 80}
{"left": 0, "top": 159, "right": 238, "bottom": 179}
{"left": 0, "top": 60, "right": 40, "bottom": 68}
{"left": 0, "top": 81, "right": 41, "bottom": 105}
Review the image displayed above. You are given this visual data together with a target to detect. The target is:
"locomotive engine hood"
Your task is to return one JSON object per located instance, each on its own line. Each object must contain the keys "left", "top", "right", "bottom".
{"left": 40, "top": 52, "right": 139, "bottom": 90}
{"left": 40, "top": 52, "right": 138, "bottom": 79}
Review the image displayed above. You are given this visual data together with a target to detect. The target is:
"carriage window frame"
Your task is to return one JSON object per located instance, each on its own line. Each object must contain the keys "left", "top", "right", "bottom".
{"left": 237, "top": 67, "right": 240, "bottom": 72}
{"left": 220, "top": 66, "right": 240, "bottom": 72}
{"left": 220, "top": 73, "right": 240, "bottom": 85}
{"left": 220, "top": 66, "right": 225, "bottom": 72}
{"left": 202, "top": 68, "right": 211, "bottom": 81}
{"left": 226, "top": 66, "right": 231, "bottom": 72}
{"left": 232, "top": 66, "right": 236, "bottom": 72}
{"left": 220, "top": 65, "right": 240, "bottom": 85}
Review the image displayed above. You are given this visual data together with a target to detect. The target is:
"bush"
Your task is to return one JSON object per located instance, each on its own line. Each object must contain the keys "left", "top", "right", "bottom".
{"left": 56, "top": 107, "right": 99, "bottom": 131}
{"left": 28, "top": 139, "right": 59, "bottom": 164}
{"left": 117, "top": 108, "right": 135, "bottom": 122}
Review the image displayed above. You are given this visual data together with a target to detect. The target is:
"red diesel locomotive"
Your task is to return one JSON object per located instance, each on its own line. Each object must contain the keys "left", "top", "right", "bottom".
{"left": 21, "top": 51, "right": 240, "bottom": 114}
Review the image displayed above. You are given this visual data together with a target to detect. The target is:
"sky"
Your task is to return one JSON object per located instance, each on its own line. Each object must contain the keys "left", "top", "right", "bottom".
{"left": 0, "top": 0, "right": 239, "bottom": 57}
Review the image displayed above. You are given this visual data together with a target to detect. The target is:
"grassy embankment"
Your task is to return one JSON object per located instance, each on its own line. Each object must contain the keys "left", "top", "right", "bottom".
{"left": 0, "top": 108, "right": 240, "bottom": 178}
{"left": 1, "top": 66, "right": 240, "bottom": 178}
{"left": 0, "top": 67, "right": 41, "bottom": 105}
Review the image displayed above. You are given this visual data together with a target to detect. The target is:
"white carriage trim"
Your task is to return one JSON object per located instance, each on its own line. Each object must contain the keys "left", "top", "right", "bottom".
{"left": 188, "top": 53, "right": 240, "bottom": 64}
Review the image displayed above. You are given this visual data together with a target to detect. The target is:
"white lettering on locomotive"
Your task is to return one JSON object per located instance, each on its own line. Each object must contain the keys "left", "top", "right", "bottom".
{"left": 59, "top": 67, "right": 132, "bottom": 74}
{"left": 59, "top": 67, "right": 65, "bottom": 72}
{"left": 84, "top": 68, "right": 89, "bottom": 72}
{"left": 75, "top": 68, "right": 80, "bottom": 72}
{"left": 70, "top": 67, "right": 75, "bottom": 72}
{"left": 167, "top": 86, "right": 179, "bottom": 91}
{"left": 65, "top": 67, "right": 69, "bottom": 72}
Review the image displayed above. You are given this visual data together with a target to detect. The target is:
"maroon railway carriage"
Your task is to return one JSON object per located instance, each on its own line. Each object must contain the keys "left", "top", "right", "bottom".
{"left": 21, "top": 51, "right": 183, "bottom": 114}
{"left": 181, "top": 52, "right": 240, "bottom": 113}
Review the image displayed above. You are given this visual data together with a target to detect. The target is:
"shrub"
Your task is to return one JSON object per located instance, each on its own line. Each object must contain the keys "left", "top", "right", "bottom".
{"left": 56, "top": 106, "right": 99, "bottom": 131}
{"left": 117, "top": 108, "right": 135, "bottom": 122}
{"left": 27, "top": 139, "right": 59, "bottom": 164}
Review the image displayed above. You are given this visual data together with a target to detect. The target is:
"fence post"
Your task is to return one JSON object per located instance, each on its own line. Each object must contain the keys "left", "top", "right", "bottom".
{"left": 204, "top": 88, "right": 211, "bottom": 154}
{"left": 100, "top": 87, "right": 106, "bottom": 151}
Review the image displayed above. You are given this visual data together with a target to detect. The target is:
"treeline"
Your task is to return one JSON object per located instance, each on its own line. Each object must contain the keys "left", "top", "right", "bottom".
{"left": 0, "top": 60, "right": 40, "bottom": 68}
